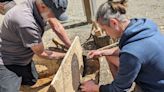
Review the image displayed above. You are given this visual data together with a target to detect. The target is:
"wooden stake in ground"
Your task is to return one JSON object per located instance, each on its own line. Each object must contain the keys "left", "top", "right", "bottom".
{"left": 82, "top": 0, "right": 96, "bottom": 23}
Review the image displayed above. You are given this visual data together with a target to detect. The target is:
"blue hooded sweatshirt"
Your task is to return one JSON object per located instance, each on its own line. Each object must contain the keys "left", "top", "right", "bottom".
{"left": 100, "top": 18, "right": 164, "bottom": 92}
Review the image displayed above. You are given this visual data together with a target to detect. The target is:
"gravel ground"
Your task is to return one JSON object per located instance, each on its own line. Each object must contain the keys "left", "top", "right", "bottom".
{"left": 0, "top": 0, "right": 164, "bottom": 91}
{"left": 1, "top": 0, "right": 164, "bottom": 30}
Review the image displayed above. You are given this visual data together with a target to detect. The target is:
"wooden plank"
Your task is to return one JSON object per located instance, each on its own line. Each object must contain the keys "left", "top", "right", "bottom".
{"left": 82, "top": 0, "right": 97, "bottom": 23}
{"left": 98, "top": 42, "right": 119, "bottom": 51}
{"left": 48, "top": 36, "right": 84, "bottom": 92}
{"left": 90, "top": 0, "right": 97, "bottom": 18}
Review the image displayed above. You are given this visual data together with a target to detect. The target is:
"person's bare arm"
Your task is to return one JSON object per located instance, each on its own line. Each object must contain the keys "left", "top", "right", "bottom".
{"left": 0, "top": 3, "right": 4, "bottom": 10}
{"left": 100, "top": 47, "right": 120, "bottom": 56}
{"left": 48, "top": 18, "right": 71, "bottom": 48}
{"left": 31, "top": 42, "right": 65, "bottom": 60}
{"left": 88, "top": 47, "right": 120, "bottom": 59}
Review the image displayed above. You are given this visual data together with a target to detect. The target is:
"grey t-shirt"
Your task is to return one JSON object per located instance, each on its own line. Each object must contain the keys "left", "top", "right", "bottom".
{"left": 0, "top": 0, "right": 45, "bottom": 65}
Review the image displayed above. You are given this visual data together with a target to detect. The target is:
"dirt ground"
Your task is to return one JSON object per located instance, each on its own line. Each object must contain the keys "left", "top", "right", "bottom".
{"left": 0, "top": 0, "right": 164, "bottom": 42}
{"left": 0, "top": 0, "right": 164, "bottom": 92}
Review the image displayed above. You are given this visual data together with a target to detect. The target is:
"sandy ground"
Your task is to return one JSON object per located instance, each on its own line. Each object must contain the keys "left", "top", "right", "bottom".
{"left": 0, "top": 0, "right": 164, "bottom": 91}
{"left": 0, "top": 0, "right": 164, "bottom": 39}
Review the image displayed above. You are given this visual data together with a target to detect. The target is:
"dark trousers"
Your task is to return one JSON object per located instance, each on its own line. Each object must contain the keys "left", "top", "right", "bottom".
{"left": 0, "top": 62, "right": 38, "bottom": 92}
{"left": 0, "top": 0, "right": 13, "bottom": 2}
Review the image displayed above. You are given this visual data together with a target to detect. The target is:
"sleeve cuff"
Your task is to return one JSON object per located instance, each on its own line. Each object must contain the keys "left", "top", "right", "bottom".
{"left": 99, "top": 85, "right": 110, "bottom": 92}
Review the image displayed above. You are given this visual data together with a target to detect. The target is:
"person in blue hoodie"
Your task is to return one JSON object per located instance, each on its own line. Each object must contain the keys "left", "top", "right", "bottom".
{"left": 80, "top": 0, "right": 164, "bottom": 92}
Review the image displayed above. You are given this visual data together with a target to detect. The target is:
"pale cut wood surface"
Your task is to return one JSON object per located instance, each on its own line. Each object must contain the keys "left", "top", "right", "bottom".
{"left": 49, "top": 36, "right": 84, "bottom": 92}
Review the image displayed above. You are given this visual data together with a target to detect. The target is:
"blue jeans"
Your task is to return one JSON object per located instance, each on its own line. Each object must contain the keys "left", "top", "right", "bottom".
{"left": 0, "top": 62, "right": 38, "bottom": 92}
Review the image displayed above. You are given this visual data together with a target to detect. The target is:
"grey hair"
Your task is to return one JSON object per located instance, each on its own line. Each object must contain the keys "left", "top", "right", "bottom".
{"left": 36, "top": 0, "right": 44, "bottom": 4}
{"left": 96, "top": 1, "right": 127, "bottom": 25}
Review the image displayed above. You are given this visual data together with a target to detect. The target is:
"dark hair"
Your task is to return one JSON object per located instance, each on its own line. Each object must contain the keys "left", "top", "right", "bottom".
{"left": 96, "top": 0, "right": 128, "bottom": 24}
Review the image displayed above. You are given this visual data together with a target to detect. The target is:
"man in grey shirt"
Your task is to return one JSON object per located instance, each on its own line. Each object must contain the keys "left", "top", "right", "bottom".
{"left": 0, "top": 0, "right": 71, "bottom": 92}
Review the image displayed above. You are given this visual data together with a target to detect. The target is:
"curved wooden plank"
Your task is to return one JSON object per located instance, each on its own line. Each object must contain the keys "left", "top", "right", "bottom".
{"left": 49, "top": 36, "right": 84, "bottom": 92}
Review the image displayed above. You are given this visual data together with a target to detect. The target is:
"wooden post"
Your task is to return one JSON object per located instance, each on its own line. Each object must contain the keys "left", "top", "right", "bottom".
{"left": 82, "top": 0, "right": 97, "bottom": 23}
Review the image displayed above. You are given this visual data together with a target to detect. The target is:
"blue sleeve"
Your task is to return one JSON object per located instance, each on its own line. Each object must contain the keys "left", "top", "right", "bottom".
{"left": 100, "top": 52, "right": 142, "bottom": 92}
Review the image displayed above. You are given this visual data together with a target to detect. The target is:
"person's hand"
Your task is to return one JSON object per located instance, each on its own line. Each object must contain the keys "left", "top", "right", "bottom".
{"left": 87, "top": 50, "right": 102, "bottom": 59}
{"left": 80, "top": 80, "right": 99, "bottom": 92}
{"left": 48, "top": 51, "right": 66, "bottom": 60}
{"left": 0, "top": 3, "right": 4, "bottom": 10}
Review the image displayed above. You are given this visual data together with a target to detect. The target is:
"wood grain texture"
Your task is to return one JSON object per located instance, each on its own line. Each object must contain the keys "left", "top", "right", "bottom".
{"left": 49, "top": 36, "right": 84, "bottom": 92}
